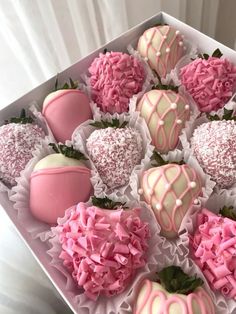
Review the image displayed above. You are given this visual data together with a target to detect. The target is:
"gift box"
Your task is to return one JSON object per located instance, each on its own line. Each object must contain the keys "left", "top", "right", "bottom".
{"left": 1, "top": 11, "right": 236, "bottom": 314}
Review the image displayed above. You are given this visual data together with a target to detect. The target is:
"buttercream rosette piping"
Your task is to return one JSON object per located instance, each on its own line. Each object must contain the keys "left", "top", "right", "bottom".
{"left": 57, "top": 202, "right": 150, "bottom": 300}
{"left": 88, "top": 51, "right": 145, "bottom": 114}
{"left": 190, "top": 208, "right": 236, "bottom": 300}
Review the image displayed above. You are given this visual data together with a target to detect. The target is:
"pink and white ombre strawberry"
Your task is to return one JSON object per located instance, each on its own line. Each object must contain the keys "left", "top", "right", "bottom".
{"left": 180, "top": 49, "right": 236, "bottom": 112}
{"left": 137, "top": 84, "right": 190, "bottom": 153}
{"left": 42, "top": 78, "right": 92, "bottom": 143}
{"left": 57, "top": 197, "right": 150, "bottom": 300}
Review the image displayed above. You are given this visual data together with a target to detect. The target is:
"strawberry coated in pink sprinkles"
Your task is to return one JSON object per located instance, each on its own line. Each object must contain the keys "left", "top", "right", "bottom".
{"left": 191, "top": 120, "right": 236, "bottom": 188}
{"left": 86, "top": 127, "right": 143, "bottom": 189}
{"left": 180, "top": 57, "right": 236, "bottom": 112}
{"left": 88, "top": 51, "right": 145, "bottom": 114}
{"left": 0, "top": 123, "right": 45, "bottom": 186}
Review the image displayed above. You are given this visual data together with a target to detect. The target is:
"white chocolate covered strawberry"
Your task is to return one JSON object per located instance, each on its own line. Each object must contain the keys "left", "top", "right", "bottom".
{"left": 134, "top": 266, "right": 215, "bottom": 314}
{"left": 137, "top": 25, "right": 185, "bottom": 77}
{"left": 139, "top": 155, "right": 202, "bottom": 238}
{"left": 137, "top": 86, "right": 190, "bottom": 153}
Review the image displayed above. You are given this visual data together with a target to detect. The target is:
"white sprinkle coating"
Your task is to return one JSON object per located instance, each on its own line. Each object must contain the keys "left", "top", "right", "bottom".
{"left": 191, "top": 120, "right": 236, "bottom": 188}
{"left": 0, "top": 123, "right": 45, "bottom": 186}
{"left": 86, "top": 127, "right": 143, "bottom": 189}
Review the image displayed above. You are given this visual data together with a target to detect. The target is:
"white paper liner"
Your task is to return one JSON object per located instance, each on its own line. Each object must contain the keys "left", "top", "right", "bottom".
{"left": 0, "top": 103, "right": 54, "bottom": 198}
{"left": 121, "top": 254, "right": 226, "bottom": 314}
{"left": 72, "top": 111, "right": 154, "bottom": 199}
{"left": 180, "top": 114, "right": 236, "bottom": 195}
{"left": 179, "top": 190, "right": 236, "bottom": 313}
{"left": 130, "top": 148, "right": 215, "bottom": 258}
{"left": 81, "top": 48, "right": 153, "bottom": 118}
{"left": 47, "top": 199, "right": 163, "bottom": 314}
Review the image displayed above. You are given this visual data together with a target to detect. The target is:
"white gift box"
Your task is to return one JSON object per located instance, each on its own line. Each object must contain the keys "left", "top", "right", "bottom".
{"left": 1, "top": 11, "right": 236, "bottom": 314}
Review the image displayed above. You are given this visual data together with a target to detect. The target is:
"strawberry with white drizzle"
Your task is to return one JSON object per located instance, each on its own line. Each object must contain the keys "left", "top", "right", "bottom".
{"left": 134, "top": 266, "right": 215, "bottom": 314}
{"left": 139, "top": 153, "right": 202, "bottom": 238}
{"left": 137, "top": 24, "right": 185, "bottom": 77}
{"left": 42, "top": 78, "right": 92, "bottom": 143}
{"left": 137, "top": 83, "right": 190, "bottom": 153}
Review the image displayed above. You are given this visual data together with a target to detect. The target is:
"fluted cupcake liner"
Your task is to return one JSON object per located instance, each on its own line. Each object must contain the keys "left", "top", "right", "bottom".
{"left": 179, "top": 191, "right": 236, "bottom": 313}
{"left": 130, "top": 148, "right": 215, "bottom": 258}
{"left": 72, "top": 111, "right": 154, "bottom": 199}
{"left": 47, "top": 200, "right": 163, "bottom": 314}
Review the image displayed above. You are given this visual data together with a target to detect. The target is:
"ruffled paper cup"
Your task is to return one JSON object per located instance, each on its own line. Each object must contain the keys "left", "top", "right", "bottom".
{"left": 180, "top": 113, "right": 236, "bottom": 195}
{"left": 122, "top": 254, "right": 226, "bottom": 314}
{"left": 81, "top": 49, "right": 153, "bottom": 117}
{"left": 180, "top": 191, "right": 236, "bottom": 313}
{"left": 72, "top": 111, "right": 154, "bottom": 198}
{"left": 0, "top": 103, "right": 54, "bottom": 198}
{"left": 9, "top": 138, "right": 93, "bottom": 241}
{"left": 130, "top": 149, "right": 215, "bottom": 257}
{"left": 47, "top": 199, "right": 163, "bottom": 314}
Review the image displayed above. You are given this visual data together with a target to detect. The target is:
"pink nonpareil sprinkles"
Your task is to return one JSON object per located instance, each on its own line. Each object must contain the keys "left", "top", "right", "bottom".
{"left": 86, "top": 127, "right": 143, "bottom": 189}
{"left": 0, "top": 123, "right": 45, "bottom": 186}
{"left": 58, "top": 203, "right": 150, "bottom": 300}
{"left": 88, "top": 51, "right": 145, "bottom": 114}
{"left": 180, "top": 57, "right": 236, "bottom": 112}
{"left": 191, "top": 208, "right": 236, "bottom": 300}
{"left": 191, "top": 120, "right": 236, "bottom": 188}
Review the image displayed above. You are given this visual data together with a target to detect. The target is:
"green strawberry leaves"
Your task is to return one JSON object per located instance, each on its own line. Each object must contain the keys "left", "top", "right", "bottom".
{"left": 151, "top": 151, "right": 185, "bottom": 167}
{"left": 54, "top": 77, "right": 78, "bottom": 91}
{"left": 198, "top": 48, "right": 223, "bottom": 60}
{"left": 5, "top": 109, "right": 33, "bottom": 125}
{"left": 90, "top": 119, "right": 128, "bottom": 129}
{"left": 219, "top": 205, "right": 236, "bottom": 221}
{"left": 159, "top": 266, "right": 204, "bottom": 295}
{"left": 49, "top": 143, "right": 88, "bottom": 161}
{"left": 207, "top": 108, "right": 236, "bottom": 121}
{"left": 91, "top": 196, "right": 127, "bottom": 210}
{"left": 152, "top": 83, "right": 179, "bottom": 93}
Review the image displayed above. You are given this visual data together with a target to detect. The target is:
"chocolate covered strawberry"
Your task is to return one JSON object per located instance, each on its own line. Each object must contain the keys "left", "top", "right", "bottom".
{"left": 0, "top": 109, "right": 45, "bottom": 186}
{"left": 137, "top": 83, "right": 190, "bottom": 153}
{"left": 42, "top": 78, "right": 92, "bottom": 143}
{"left": 30, "top": 143, "right": 92, "bottom": 224}
{"left": 57, "top": 196, "right": 150, "bottom": 300}
{"left": 191, "top": 206, "right": 236, "bottom": 300}
{"left": 139, "top": 153, "right": 202, "bottom": 238}
{"left": 180, "top": 49, "right": 236, "bottom": 112}
{"left": 134, "top": 266, "right": 215, "bottom": 314}
{"left": 86, "top": 119, "right": 143, "bottom": 189}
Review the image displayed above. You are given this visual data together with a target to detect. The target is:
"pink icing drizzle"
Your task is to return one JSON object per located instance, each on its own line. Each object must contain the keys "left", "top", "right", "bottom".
{"left": 138, "top": 26, "right": 184, "bottom": 77}
{"left": 191, "top": 208, "right": 236, "bottom": 300}
{"left": 134, "top": 280, "right": 215, "bottom": 314}
{"left": 141, "top": 164, "right": 202, "bottom": 235}
{"left": 58, "top": 203, "right": 150, "bottom": 300}
{"left": 137, "top": 90, "right": 190, "bottom": 153}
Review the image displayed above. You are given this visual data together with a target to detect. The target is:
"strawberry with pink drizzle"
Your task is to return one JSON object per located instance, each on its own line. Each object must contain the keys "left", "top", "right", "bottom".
{"left": 43, "top": 78, "right": 92, "bottom": 143}
{"left": 180, "top": 49, "right": 236, "bottom": 112}
{"left": 86, "top": 119, "right": 143, "bottom": 189}
{"left": 88, "top": 51, "right": 145, "bottom": 114}
{"left": 58, "top": 197, "right": 150, "bottom": 300}
{"left": 191, "top": 206, "right": 236, "bottom": 300}
{"left": 0, "top": 109, "right": 45, "bottom": 186}
{"left": 137, "top": 84, "right": 190, "bottom": 153}
{"left": 134, "top": 266, "right": 215, "bottom": 314}
{"left": 137, "top": 24, "right": 185, "bottom": 77}
{"left": 139, "top": 153, "right": 202, "bottom": 238}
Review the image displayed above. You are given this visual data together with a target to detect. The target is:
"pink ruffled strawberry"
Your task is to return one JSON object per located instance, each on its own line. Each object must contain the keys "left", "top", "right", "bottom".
{"left": 191, "top": 206, "right": 236, "bottom": 300}
{"left": 57, "top": 197, "right": 150, "bottom": 300}
{"left": 180, "top": 49, "right": 236, "bottom": 112}
{"left": 42, "top": 78, "right": 92, "bottom": 143}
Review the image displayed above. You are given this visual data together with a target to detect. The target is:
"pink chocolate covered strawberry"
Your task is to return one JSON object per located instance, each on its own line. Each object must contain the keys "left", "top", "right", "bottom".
{"left": 191, "top": 206, "right": 236, "bottom": 300}
{"left": 42, "top": 78, "right": 92, "bottom": 143}
{"left": 180, "top": 49, "right": 236, "bottom": 112}
{"left": 86, "top": 119, "right": 143, "bottom": 189}
{"left": 58, "top": 197, "right": 150, "bottom": 300}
